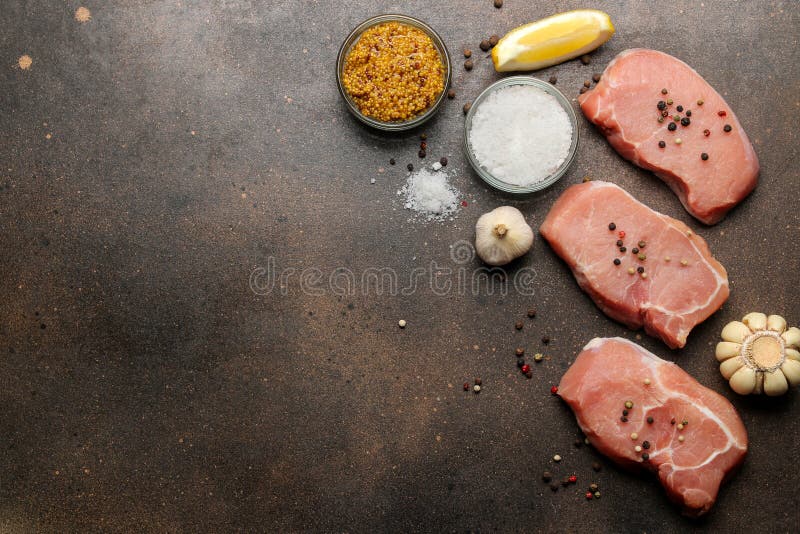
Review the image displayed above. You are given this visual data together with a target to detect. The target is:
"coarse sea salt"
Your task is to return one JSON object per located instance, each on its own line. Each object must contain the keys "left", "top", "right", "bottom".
{"left": 468, "top": 84, "right": 573, "bottom": 186}
{"left": 398, "top": 167, "right": 460, "bottom": 221}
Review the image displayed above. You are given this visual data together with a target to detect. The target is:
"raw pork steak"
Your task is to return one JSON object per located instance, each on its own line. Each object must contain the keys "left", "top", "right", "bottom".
{"left": 559, "top": 337, "right": 748, "bottom": 517}
{"left": 540, "top": 181, "right": 728, "bottom": 348}
{"left": 579, "top": 49, "right": 758, "bottom": 224}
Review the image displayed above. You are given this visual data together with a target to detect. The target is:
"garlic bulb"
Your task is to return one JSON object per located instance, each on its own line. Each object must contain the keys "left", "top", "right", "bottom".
{"left": 475, "top": 206, "right": 534, "bottom": 266}
{"left": 716, "top": 312, "right": 800, "bottom": 396}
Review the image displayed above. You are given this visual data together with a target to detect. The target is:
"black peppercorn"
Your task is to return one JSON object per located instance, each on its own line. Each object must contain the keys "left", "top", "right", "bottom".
{"left": 685, "top": 110, "right": 692, "bottom": 117}
{"left": 440, "top": 157, "right": 448, "bottom": 166}
{"left": 527, "top": 308, "right": 537, "bottom": 318}
{"left": 643, "top": 441, "right": 651, "bottom": 449}
{"left": 489, "top": 35, "right": 499, "bottom": 47}
{"left": 515, "top": 321, "right": 523, "bottom": 330}
{"left": 681, "top": 117, "right": 691, "bottom": 126}
{"left": 723, "top": 124, "right": 732, "bottom": 132}
{"left": 619, "top": 246, "right": 626, "bottom": 253}
{"left": 668, "top": 122, "right": 677, "bottom": 131}
{"left": 701, "top": 152, "right": 709, "bottom": 161}
{"left": 642, "top": 452, "right": 650, "bottom": 460}
{"left": 418, "top": 149, "right": 426, "bottom": 158}
{"left": 621, "top": 416, "right": 628, "bottom": 422}
{"left": 548, "top": 75, "right": 557, "bottom": 85}
{"left": 616, "top": 240, "right": 623, "bottom": 246}
{"left": 543, "top": 471, "right": 553, "bottom": 482}
{"left": 658, "top": 140, "right": 666, "bottom": 148}
{"left": 657, "top": 101, "right": 667, "bottom": 110}
{"left": 389, "top": 158, "right": 396, "bottom": 165}
{"left": 479, "top": 39, "right": 491, "bottom": 51}
{"left": 580, "top": 54, "right": 591, "bottom": 65}
{"left": 613, "top": 258, "right": 621, "bottom": 265}
{"left": 676, "top": 105, "right": 684, "bottom": 112}
{"left": 647, "top": 416, "right": 654, "bottom": 424}
{"left": 637, "top": 266, "right": 644, "bottom": 274}
{"left": 494, "top": 0, "right": 504, "bottom": 8}
{"left": 464, "top": 59, "right": 473, "bottom": 71}
{"left": 517, "top": 358, "right": 525, "bottom": 368}
{"left": 632, "top": 247, "right": 639, "bottom": 254}
{"left": 608, "top": 222, "right": 616, "bottom": 230}
{"left": 542, "top": 335, "right": 550, "bottom": 344}
{"left": 407, "top": 163, "right": 413, "bottom": 172}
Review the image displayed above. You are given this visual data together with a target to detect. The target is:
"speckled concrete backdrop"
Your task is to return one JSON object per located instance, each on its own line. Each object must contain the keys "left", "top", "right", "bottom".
{"left": 1, "top": 1, "right": 798, "bottom": 532}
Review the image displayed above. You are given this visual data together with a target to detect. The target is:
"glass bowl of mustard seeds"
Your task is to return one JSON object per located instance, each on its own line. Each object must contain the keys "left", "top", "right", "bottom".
{"left": 337, "top": 14, "right": 452, "bottom": 131}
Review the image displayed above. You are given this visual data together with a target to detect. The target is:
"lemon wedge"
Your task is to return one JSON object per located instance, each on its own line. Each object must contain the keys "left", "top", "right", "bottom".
{"left": 492, "top": 10, "right": 615, "bottom": 72}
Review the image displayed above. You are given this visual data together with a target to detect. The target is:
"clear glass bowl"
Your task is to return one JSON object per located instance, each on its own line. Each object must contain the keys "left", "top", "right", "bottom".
{"left": 336, "top": 14, "right": 452, "bottom": 132}
{"left": 464, "top": 76, "right": 580, "bottom": 193}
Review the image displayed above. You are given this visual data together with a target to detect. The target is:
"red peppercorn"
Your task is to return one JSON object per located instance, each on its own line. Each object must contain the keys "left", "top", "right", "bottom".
{"left": 461, "top": 200, "right": 468, "bottom": 207}
{"left": 568, "top": 475, "right": 577, "bottom": 483}
{"left": 618, "top": 231, "right": 626, "bottom": 239}
{"left": 585, "top": 491, "right": 594, "bottom": 500}
{"left": 718, "top": 110, "right": 727, "bottom": 117}
{"left": 550, "top": 385, "right": 559, "bottom": 395}
{"left": 703, "top": 129, "right": 710, "bottom": 137}
{"left": 521, "top": 364, "right": 531, "bottom": 374}
{"left": 464, "top": 382, "right": 470, "bottom": 391}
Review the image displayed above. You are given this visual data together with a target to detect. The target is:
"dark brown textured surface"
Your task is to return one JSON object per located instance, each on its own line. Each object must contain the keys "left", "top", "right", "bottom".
{"left": 1, "top": 1, "right": 798, "bottom": 532}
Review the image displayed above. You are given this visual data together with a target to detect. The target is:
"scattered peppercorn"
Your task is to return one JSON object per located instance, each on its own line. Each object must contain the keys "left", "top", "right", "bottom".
{"left": 618, "top": 230, "right": 626, "bottom": 238}
{"left": 542, "top": 471, "right": 553, "bottom": 482}
{"left": 634, "top": 445, "right": 642, "bottom": 452}
{"left": 685, "top": 110, "right": 691, "bottom": 117}
{"left": 718, "top": 110, "right": 727, "bottom": 116}
{"left": 463, "top": 382, "right": 469, "bottom": 391}
{"left": 625, "top": 401, "right": 633, "bottom": 409}
{"left": 474, "top": 378, "right": 482, "bottom": 386}
{"left": 447, "top": 89, "right": 456, "bottom": 99}
{"left": 521, "top": 364, "right": 531, "bottom": 374}
{"left": 622, "top": 409, "right": 629, "bottom": 416}
{"left": 647, "top": 416, "right": 654, "bottom": 424}
{"left": 631, "top": 247, "right": 639, "bottom": 254}
{"left": 678, "top": 435, "right": 685, "bottom": 443}
{"left": 473, "top": 384, "right": 481, "bottom": 393}
{"left": 643, "top": 440, "right": 651, "bottom": 449}
{"left": 525, "top": 371, "right": 533, "bottom": 379}
{"left": 517, "top": 358, "right": 525, "bottom": 368}
{"left": 642, "top": 452, "right": 650, "bottom": 461}
{"left": 620, "top": 416, "right": 628, "bottom": 422}
{"left": 613, "top": 258, "right": 621, "bottom": 266}
{"left": 637, "top": 266, "right": 644, "bottom": 274}
{"left": 697, "top": 99, "right": 704, "bottom": 106}
{"left": 661, "top": 110, "right": 669, "bottom": 117}
{"left": 464, "top": 59, "right": 474, "bottom": 71}
{"left": 515, "top": 347, "right": 525, "bottom": 357}
{"left": 657, "top": 117, "right": 664, "bottom": 123}
{"left": 668, "top": 122, "right": 677, "bottom": 131}
{"left": 551, "top": 386, "right": 559, "bottom": 395}
{"left": 661, "top": 88, "right": 668, "bottom": 95}
{"left": 673, "top": 115, "right": 680, "bottom": 122}
{"left": 616, "top": 239, "right": 623, "bottom": 246}
{"left": 638, "top": 253, "right": 646, "bottom": 261}
{"left": 548, "top": 75, "right": 557, "bottom": 85}
{"left": 494, "top": 0, "right": 504, "bottom": 8}
{"left": 464, "top": 49, "right": 472, "bottom": 58}
{"left": 638, "top": 241, "right": 646, "bottom": 248}
{"left": 515, "top": 321, "right": 523, "bottom": 330}
{"left": 703, "top": 129, "right": 711, "bottom": 137}
{"left": 675, "top": 138, "right": 682, "bottom": 145}
{"left": 676, "top": 105, "right": 684, "bottom": 112}
{"left": 579, "top": 87, "right": 588, "bottom": 94}
{"left": 420, "top": 141, "right": 427, "bottom": 150}
{"left": 580, "top": 54, "right": 591, "bottom": 65}
{"left": 657, "top": 101, "right": 667, "bottom": 110}
{"left": 561, "top": 478, "right": 570, "bottom": 487}
{"left": 681, "top": 117, "right": 691, "bottom": 127}
{"left": 569, "top": 475, "right": 578, "bottom": 483}
{"left": 527, "top": 308, "right": 537, "bottom": 318}
{"left": 550, "top": 483, "right": 559, "bottom": 492}
{"left": 671, "top": 418, "right": 676, "bottom": 425}
{"left": 666, "top": 98, "right": 673, "bottom": 105}
{"left": 608, "top": 222, "right": 616, "bottom": 230}
{"left": 724, "top": 124, "right": 732, "bottom": 132}
{"left": 418, "top": 149, "right": 426, "bottom": 158}
{"left": 701, "top": 152, "right": 709, "bottom": 161}
{"left": 627, "top": 267, "right": 635, "bottom": 275}
{"left": 583, "top": 79, "right": 591, "bottom": 88}
{"left": 389, "top": 158, "right": 396, "bottom": 165}
{"left": 407, "top": 163, "right": 414, "bottom": 171}
{"left": 585, "top": 491, "right": 594, "bottom": 500}
{"left": 682, "top": 420, "right": 688, "bottom": 426}
{"left": 619, "top": 246, "right": 626, "bottom": 253}
{"left": 542, "top": 335, "right": 550, "bottom": 344}
{"left": 644, "top": 378, "right": 651, "bottom": 385}
{"left": 534, "top": 353, "right": 543, "bottom": 362}
{"left": 592, "top": 73, "right": 601, "bottom": 83}
{"left": 489, "top": 35, "right": 499, "bottom": 47}
{"left": 463, "top": 102, "right": 471, "bottom": 114}
{"left": 479, "top": 39, "right": 491, "bottom": 51}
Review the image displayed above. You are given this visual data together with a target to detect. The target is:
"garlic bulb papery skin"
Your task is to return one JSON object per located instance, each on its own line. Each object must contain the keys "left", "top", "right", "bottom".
{"left": 716, "top": 313, "right": 800, "bottom": 396}
{"left": 474, "top": 206, "right": 534, "bottom": 266}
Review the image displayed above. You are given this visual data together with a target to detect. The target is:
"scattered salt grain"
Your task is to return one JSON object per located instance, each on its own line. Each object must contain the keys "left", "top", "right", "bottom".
{"left": 370, "top": 178, "right": 376, "bottom": 184}
{"left": 398, "top": 168, "right": 461, "bottom": 222}
{"left": 468, "top": 84, "right": 573, "bottom": 186}
{"left": 432, "top": 162, "right": 442, "bottom": 171}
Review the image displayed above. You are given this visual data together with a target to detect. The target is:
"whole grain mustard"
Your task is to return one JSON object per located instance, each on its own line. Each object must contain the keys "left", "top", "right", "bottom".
{"left": 342, "top": 22, "right": 445, "bottom": 122}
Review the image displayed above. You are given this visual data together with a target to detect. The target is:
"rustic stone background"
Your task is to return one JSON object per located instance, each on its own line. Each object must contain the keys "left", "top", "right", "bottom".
{"left": 1, "top": 1, "right": 798, "bottom": 532}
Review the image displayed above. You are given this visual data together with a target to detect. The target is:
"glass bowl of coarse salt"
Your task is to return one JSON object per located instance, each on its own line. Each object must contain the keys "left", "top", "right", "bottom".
{"left": 464, "top": 76, "right": 579, "bottom": 193}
